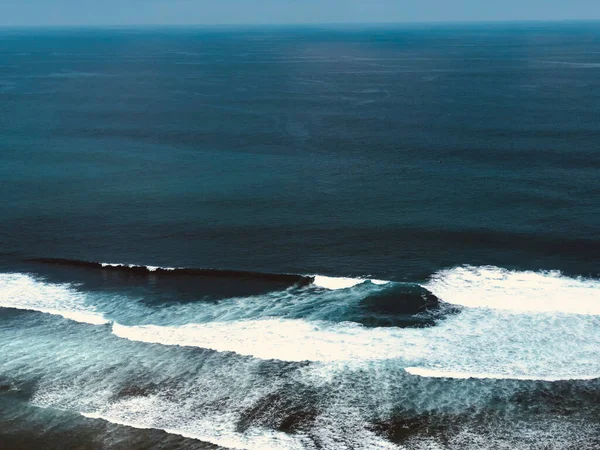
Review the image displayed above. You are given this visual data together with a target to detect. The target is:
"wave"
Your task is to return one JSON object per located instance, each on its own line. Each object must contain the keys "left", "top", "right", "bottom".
{"left": 4, "top": 264, "right": 600, "bottom": 382}
{"left": 0, "top": 273, "right": 108, "bottom": 325}
{"left": 0, "top": 269, "right": 414, "bottom": 333}
{"left": 424, "top": 265, "right": 600, "bottom": 315}
{"left": 405, "top": 367, "right": 599, "bottom": 382}
{"left": 29, "top": 258, "right": 390, "bottom": 291}
{"left": 312, "top": 275, "right": 390, "bottom": 290}
{"left": 30, "top": 258, "right": 312, "bottom": 286}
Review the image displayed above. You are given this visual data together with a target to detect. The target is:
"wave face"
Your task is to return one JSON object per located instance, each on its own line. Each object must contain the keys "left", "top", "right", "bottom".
{"left": 1, "top": 265, "right": 600, "bottom": 449}
{"left": 29, "top": 258, "right": 314, "bottom": 287}
{"left": 30, "top": 258, "right": 393, "bottom": 293}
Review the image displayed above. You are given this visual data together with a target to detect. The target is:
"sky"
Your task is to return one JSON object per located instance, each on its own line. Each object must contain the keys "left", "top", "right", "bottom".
{"left": 1, "top": 0, "right": 600, "bottom": 26}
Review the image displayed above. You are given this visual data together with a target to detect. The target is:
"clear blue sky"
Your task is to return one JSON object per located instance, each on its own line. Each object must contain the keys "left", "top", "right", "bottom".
{"left": 1, "top": 0, "right": 600, "bottom": 26}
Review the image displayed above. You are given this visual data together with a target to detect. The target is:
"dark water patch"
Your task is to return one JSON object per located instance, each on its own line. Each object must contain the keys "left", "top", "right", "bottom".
{"left": 371, "top": 412, "right": 458, "bottom": 445}
{"left": 511, "top": 379, "right": 600, "bottom": 416}
{"left": 0, "top": 379, "right": 35, "bottom": 403}
{"left": 344, "top": 284, "right": 458, "bottom": 328}
{"left": 113, "top": 383, "right": 159, "bottom": 400}
{"left": 236, "top": 384, "right": 320, "bottom": 434}
{"left": 253, "top": 359, "right": 312, "bottom": 379}
{"left": 111, "top": 377, "right": 192, "bottom": 404}
{"left": 366, "top": 377, "right": 600, "bottom": 447}
{"left": 431, "top": 230, "right": 600, "bottom": 270}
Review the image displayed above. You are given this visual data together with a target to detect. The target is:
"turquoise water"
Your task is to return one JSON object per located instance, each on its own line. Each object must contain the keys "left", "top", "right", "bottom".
{"left": 1, "top": 23, "right": 599, "bottom": 449}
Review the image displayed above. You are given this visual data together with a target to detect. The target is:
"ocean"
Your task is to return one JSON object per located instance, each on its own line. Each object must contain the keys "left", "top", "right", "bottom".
{"left": 0, "top": 22, "right": 599, "bottom": 449}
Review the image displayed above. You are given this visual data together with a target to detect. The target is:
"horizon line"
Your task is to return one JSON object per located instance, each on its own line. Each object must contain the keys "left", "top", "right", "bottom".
{"left": 1, "top": 18, "right": 600, "bottom": 29}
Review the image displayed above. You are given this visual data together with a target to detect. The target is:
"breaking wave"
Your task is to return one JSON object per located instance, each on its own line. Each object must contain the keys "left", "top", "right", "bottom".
{"left": 312, "top": 275, "right": 390, "bottom": 290}
{"left": 110, "top": 318, "right": 417, "bottom": 362}
{"left": 29, "top": 258, "right": 313, "bottom": 287}
{"left": 0, "top": 273, "right": 108, "bottom": 325}
{"left": 29, "top": 258, "right": 390, "bottom": 290}
{"left": 2, "top": 265, "right": 599, "bottom": 381}
{"left": 425, "top": 265, "right": 600, "bottom": 315}
{"left": 2, "top": 263, "right": 600, "bottom": 450}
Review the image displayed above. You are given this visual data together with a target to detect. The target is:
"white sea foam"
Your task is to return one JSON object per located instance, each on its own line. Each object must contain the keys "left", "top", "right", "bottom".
{"left": 111, "top": 319, "right": 414, "bottom": 362}
{"left": 312, "top": 275, "right": 390, "bottom": 290}
{"left": 71, "top": 390, "right": 399, "bottom": 450}
{"left": 0, "top": 273, "right": 108, "bottom": 325}
{"left": 112, "top": 303, "right": 600, "bottom": 381}
{"left": 8, "top": 277, "right": 598, "bottom": 450}
{"left": 424, "top": 265, "right": 600, "bottom": 315}
{"left": 4, "top": 266, "right": 600, "bottom": 384}
{"left": 82, "top": 407, "right": 308, "bottom": 450}
{"left": 405, "top": 367, "right": 599, "bottom": 382}
{"left": 31, "top": 354, "right": 313, "bottom": 450}
{"left": 34, "top": 363, "right": 400, "bottom": 450}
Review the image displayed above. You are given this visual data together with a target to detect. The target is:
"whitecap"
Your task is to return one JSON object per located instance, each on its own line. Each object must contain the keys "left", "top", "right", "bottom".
{"left": 100, "top": 262, "right": 176, "bottom": 271}
{"left": 424, "top": 265, "right": 600, "bottom": 315}
{"left": 0, "top": 273, "right": 108, "bottom": 325}
{"left": 111, "top": 319, "right": 413, "bottom": 362}
{"left": 312, "top": 275, "right": 389, "bottom": 290}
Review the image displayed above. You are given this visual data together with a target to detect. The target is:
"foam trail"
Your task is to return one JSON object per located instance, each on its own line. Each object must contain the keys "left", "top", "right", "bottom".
{"left": 405, "top": 367, "right": 600, "bottom": 382}
{"left": 312, "top": 275, "right": 389, "bottom": 290}
{"left": 110, "top": 307, "right": 600, "bottom": 381}
{"left": 111, "top": 319, "right": 413, "bottom": 362}
{"left": 0, "top": 273, "right": 108, "bottom": 325}
{"left": 81, "top": 410, "right": 307, "bottom": 450}
{"left": 425, "top": 265, "right": 600, "bottom": 315}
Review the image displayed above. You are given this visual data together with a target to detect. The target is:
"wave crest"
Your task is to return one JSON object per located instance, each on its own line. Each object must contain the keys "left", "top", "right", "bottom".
{"left": 312, "top": 275, "right": 390, "bottom": 290}
{"left": 29, "top": 258, "right": 314, "bottom": 287}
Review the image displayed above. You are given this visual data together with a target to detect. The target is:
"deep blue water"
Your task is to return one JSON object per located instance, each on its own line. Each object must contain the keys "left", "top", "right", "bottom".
{"left": 1, "top": 23, "right": 599, "bottom": 449}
